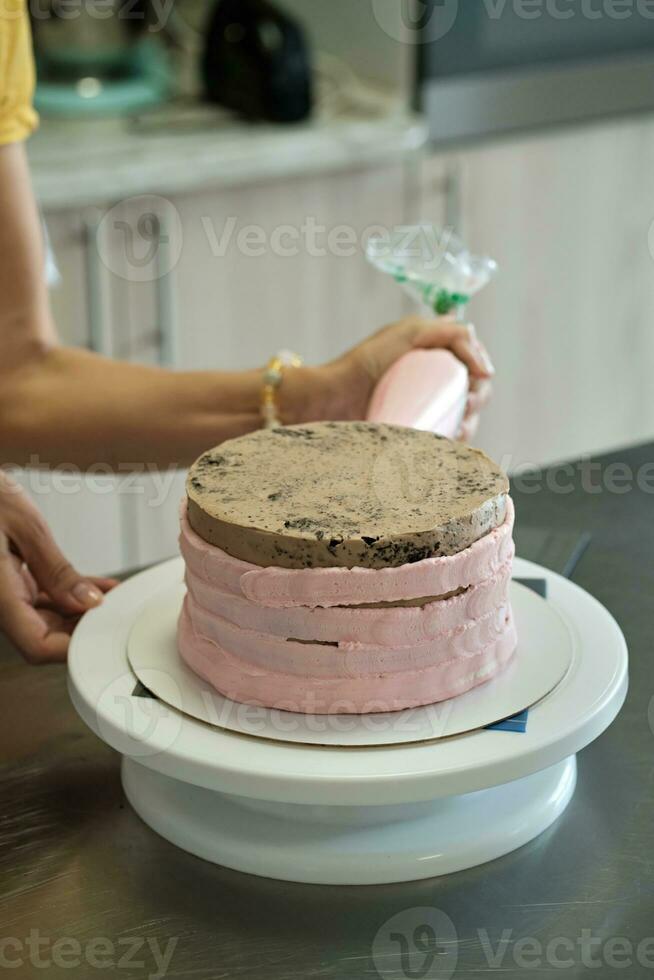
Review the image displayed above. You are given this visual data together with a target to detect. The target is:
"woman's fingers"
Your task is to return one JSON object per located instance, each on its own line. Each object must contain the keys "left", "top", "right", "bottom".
{"left": 458, "top": 415, "right": 481, "bottom": 444}
{"left": 458, "top": 377, "right": 493, "bottom": 442}
{"left": 17, "top": 559, "right": 39, "bottom": 602}
{"left": 413, "top": 319, "right": 495, "bottom": 379}
{"left": 464, "top": 378, "right": 493, "bottom": 418}
{"left": 89, "top": 575, "right": 120, "bottom": 593}
{"left": 451, "top": 326, "right": 494, "bottom": 379}
{"left": 0, "top": 476, "right": 114, "bottom": 664}
{"left": 468, "top": 329, "right": 495, "bottom": 378}
{"left": 3, "top": 488, "right": 104, "bottom": 614}
{"left": 0, "top": 551, "right": 70, "bottom": 663}
{"left": 34, "top": 577, "right": 117, "bottom": 615}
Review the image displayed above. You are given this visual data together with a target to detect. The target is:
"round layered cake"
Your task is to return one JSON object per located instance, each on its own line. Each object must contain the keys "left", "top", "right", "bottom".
{"left": 178, "top": 422, "right": 517, "bottom": 714}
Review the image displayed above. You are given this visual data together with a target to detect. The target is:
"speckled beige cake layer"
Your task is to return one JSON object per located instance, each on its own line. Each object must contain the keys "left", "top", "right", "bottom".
{"left": 186, "top": 422, "right": 509, "bottom": 569}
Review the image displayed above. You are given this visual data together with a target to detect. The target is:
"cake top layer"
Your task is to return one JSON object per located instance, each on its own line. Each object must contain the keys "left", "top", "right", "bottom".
{"left": 186, "top": 421, "right": 509, "bottom": 569}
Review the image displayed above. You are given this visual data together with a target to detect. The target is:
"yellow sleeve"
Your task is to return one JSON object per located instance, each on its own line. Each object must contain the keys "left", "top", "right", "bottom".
{"left": 0, "top": 0, "right": 39, "bottom": 145}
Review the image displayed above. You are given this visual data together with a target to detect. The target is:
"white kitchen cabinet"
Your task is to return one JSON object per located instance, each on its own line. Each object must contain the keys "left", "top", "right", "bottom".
{"left": 172, "top": 162, "right": 418, "bottom": 372}
{"left": 446, "top": 115, "right": 654, "bottom": 468}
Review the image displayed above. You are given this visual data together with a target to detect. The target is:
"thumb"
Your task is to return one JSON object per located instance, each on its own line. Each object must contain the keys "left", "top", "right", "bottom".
{"left": 7, "top": 501, "right": 104, "bottom": 613}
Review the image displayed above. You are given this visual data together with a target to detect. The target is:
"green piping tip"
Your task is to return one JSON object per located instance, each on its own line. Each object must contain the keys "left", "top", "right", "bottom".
{"left": 427, "top": 288, "right": 470, "bottom": 315}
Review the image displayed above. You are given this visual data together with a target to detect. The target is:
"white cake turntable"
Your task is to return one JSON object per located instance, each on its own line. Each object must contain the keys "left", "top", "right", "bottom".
{"left": 68, "top": 556, "right": 627, "bottom": 885}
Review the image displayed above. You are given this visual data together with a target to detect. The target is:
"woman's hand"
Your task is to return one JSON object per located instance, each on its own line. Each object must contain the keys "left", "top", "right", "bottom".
{"left": 0, "top": 472, "right": 117, "bottom": 664}
{"left": 325, "top": 315, "right": 495, "bottom": 441}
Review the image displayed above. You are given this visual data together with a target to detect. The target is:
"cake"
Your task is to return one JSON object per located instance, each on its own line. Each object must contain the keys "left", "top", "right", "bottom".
{"left": 178, "top": 421, "right": 516, "bottom": 714}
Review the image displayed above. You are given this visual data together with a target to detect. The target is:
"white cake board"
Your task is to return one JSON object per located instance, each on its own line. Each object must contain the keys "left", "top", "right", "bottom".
{"left": 126, "top": 580, "right": 571, "bottom": 746}
{"left": 68, "top": 557, "right": 628, "bottom": 885}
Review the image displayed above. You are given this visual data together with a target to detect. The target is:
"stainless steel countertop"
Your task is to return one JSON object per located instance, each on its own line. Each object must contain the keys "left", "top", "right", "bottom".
{"left": 1, "top": 442, "right": 652, "bottom": 980}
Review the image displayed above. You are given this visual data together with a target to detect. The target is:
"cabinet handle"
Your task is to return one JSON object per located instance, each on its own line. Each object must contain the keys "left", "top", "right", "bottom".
{"left": 153, "top": 212, "right": 178, "bottom": 368}
{"left": 444, "top": 165, "right": 461, "bottom": 233}
{"left": 83, "top": 214, "right": 114, "bottom": 357}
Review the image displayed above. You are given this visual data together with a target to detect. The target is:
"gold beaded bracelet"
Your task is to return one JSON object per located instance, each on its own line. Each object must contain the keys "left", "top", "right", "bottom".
{"left": 260, "top": 349, "right": 304, "bottom": 428}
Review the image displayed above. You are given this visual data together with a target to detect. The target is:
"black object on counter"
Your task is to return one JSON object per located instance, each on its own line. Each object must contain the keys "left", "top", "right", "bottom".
{"left": 202, "top": 0, "right": 313, "bottom": 123}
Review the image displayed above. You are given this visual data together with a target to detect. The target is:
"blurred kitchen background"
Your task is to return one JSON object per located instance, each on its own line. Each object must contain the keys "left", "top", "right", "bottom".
{"left": 18, "top": 0, "right": 654, "bottom": 574}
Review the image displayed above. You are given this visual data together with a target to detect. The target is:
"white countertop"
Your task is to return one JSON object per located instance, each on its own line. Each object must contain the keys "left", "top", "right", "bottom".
{"left": 29, "top": 107, "right": 428, "bottom": 211}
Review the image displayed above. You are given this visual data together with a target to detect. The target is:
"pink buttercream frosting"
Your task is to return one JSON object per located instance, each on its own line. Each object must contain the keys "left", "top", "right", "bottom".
{"left": 178, "top": 600, "right": 517, "bottom": 714}
{"left": 177, "top": 495, "right": 517, "bottom": 713}
{"left": 185, "top": 592, "right": 511, "bottom": 675}
{"left": 179, "top": 497, "right": 515, "bottom": 609}
{"left": 185, "top": 559, "right": 513, "bottom": 646}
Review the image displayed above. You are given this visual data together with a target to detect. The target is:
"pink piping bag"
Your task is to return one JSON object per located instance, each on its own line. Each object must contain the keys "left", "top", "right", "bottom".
{"left": 365, "top": 226, "right": 497, "bottom": 438}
